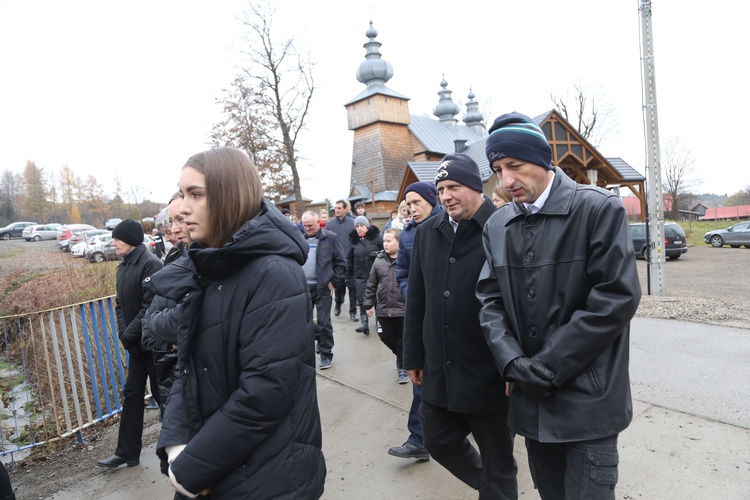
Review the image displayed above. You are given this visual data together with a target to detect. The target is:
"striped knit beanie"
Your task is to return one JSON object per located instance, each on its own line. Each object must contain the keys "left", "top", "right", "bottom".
{"left": 485, "top": 112, "right": 553, "bottom": 170}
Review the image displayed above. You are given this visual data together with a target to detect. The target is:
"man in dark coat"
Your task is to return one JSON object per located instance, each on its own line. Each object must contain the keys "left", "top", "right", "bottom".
{"left": 326, "top": 199, "right": 358, "bottom": 321}
{"left": 97, "top": 219, "right": 163, "bottom": 468}
{"left": 301, "top": 210, "right": 346, "bottom": 369}
{"left": 403, "top": 155, "right": 517, "bottom": 498}
{"left": 477, "top": 112, "right": 642, "bottom": 499}
{"left": 388, "top": 181, "right": 443, "bottom": 462}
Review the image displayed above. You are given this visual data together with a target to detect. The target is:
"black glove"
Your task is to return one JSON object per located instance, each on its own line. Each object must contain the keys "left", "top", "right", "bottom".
{"left": 504, "top": 357, "right": 555, "bottom": 398}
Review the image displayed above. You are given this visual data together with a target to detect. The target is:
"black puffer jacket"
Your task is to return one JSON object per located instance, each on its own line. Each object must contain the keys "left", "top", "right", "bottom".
{"left": 363, "top": 251, "right": 404, "bottom": 318}
{"left": 142, "top": 244, "right": 186, "bottom": 419}
{"left": 155, "top": 200, "right": 325, "bottom": 499}
{"left": 347, "top": 225, "right": 382, "bottom": 304}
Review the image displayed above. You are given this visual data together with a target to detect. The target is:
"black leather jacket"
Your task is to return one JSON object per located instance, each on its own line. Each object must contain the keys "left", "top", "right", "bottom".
{"left": 477, "top": 168, "right": 642, "bottom": 442}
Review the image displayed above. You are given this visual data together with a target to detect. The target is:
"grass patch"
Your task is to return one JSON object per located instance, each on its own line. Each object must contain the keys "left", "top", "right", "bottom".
{"left": 0, "top": 249, "right": 23, "bottom": 259}
{"left": 0, "top": 261, "right": 117, "bottom": 316}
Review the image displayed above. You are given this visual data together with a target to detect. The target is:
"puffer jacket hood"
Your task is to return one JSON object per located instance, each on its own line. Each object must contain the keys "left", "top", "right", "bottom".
{"left": 189, "top": 199, "right": 308, "bottom": 282}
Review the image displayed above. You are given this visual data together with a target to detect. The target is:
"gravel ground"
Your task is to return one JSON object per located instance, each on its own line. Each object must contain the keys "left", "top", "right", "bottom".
{"left": 1, "top": 239, "right": 748, "bottom": 498}
{"left": 633, "top": 245, "right": 750, "bottom": 329}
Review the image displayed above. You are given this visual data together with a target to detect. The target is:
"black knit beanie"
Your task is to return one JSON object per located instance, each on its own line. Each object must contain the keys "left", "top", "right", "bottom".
{"left": 434, "top": 153, "right": 483, "bottom": 192}
{"left": 485, "top": 112, "right": 553, "bottom": 170}
{"left": 112, "top": 219, "right": 144, "bottom": 246}
{"left": 404, "top": 181, "right": 439, "bottom": 207}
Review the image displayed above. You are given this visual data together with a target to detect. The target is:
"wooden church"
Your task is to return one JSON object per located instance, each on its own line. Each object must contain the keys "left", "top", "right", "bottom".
{"left": 344, "top": 21, "right": 646, "bottom": 222}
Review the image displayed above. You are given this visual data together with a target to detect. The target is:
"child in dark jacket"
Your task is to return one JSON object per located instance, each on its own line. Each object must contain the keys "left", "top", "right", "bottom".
{"left": 363, "top": 228, "right": 408, "bottom": 384}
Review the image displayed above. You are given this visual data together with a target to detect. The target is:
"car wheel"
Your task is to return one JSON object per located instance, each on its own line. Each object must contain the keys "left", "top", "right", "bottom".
{"left": 0, "top": 233, "right": 9, "bottom": 240}
{"left": 93, "top": 252, "right": 104, "bottom": 263}
{"left": 668, "top": 254, "right": 681, "bottom": 260}
{"left": 710, "top": 235, "right": 724, "bottom": 248}
{"left": 33, "top": 235, "right": 41, "bottom": 241}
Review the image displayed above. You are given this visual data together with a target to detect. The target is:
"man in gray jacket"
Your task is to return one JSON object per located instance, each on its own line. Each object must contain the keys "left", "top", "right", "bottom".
{"left": 301, "top": 210, "right": 346, "bottom": 370}
{"left": 477, "top": 112, "right": 642, "bottom": 499}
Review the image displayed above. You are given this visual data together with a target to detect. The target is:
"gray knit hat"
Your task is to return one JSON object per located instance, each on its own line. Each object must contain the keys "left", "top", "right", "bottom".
{"left": 354, "top": 215, "right": 370, "bottom": 229}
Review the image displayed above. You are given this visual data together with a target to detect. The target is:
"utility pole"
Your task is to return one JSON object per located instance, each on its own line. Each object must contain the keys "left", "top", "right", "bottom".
{"left": 640, "top": 0, "right": 667, "bottom": 295}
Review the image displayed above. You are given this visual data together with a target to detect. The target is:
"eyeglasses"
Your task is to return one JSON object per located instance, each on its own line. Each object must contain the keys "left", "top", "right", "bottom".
{"left": 164, "top": 216, "right": 186, "bottom": 229}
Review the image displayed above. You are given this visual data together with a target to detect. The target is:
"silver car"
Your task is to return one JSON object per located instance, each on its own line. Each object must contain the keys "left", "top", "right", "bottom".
{"left": 703, "top": 221, "right": 750, "bottom": 248}
{"left": 22, "top": 224, "right": 61, "bottom": 241}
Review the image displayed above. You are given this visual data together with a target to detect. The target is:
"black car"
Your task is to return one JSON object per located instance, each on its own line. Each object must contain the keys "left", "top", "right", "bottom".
{"left": 0, "top": 221, "right": 38, "bottom": 240}
{"left": 630, "top": 222, "right": 688, "bottom": 260}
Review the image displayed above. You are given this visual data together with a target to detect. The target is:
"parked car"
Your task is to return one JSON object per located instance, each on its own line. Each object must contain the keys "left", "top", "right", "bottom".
{"left": 57, "top": 224, "right": 97, "bottom": 250}
{"left": 630, "top": 222, "right": 688, "bottom": 260}
{"left": 703, "top": 221, "right": 750, "bottom": 248}
{"left": 104, "top": 218, "right": 122, "bottom": 230}
{"left": 22, "top": 224, "right": 61, "bottom": 241}
{"left": 71, "top": 231, "right": 107, "bottom": 258}
{"left": 0, "top": 221, "right": 38, "bottom": 240}
{"left": 68, "top": 229, "right": 109, "bottom": 250}
{"left": 85, "top": 233, "right": 118, "bottom": 263}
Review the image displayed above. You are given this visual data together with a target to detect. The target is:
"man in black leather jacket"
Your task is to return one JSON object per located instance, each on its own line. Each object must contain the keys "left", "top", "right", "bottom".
{"left": 477, "top": 112, "right": 642, "bottom": 499}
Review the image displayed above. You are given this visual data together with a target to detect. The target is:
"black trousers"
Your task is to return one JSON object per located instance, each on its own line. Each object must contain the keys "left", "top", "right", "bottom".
{"left": 115, "top": 348, "right": 160, "bottom": 460}
{"left": 309, "top": 285, "right": 334, "bottom": 357}
{"left": 376, "top": 316, "right": 403, "bottom": 368}
{"left": 420, "top": 401, "right": 517, "bottom": 499}
{"left": 334, "top": 276, "right": 357, "bottom": 314}
{"left": 525, "top": 434, "right": 619, "bottom": 500}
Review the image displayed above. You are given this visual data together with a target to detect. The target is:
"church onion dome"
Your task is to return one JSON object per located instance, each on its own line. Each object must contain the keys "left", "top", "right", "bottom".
{"left": 433, "top": 76, "right": 460, "bottom": 123}
{"left": 356, "top": 21, "right": 394, "bottom": 86}
{"left": 463, "top": 88, "right": 483, "bottom": 127}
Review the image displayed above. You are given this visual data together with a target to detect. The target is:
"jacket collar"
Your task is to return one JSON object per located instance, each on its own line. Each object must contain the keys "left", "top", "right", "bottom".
{"left": 502, "top": 167, "right": 575, "bottom": 226}
{"left": 431, "top": 195, "right": 496, "bottom": 232}
{"left": 121, "top": 243, "right": 147, "bottom": 265}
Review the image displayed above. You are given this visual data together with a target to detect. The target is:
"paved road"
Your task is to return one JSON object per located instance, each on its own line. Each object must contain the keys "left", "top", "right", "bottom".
{"left": 49, "top": 315, "right": 750, "bottom": 499}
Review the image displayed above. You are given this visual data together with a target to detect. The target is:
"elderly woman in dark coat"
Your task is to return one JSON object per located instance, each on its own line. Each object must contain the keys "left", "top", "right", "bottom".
{"left": 153, "top": 147, "right": 325, "bottom": 499}
{"left": 347, "top": 215, "right": 382, "bottom": 334}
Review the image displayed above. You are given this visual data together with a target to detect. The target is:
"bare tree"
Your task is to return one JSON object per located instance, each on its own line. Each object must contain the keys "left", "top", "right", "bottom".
{"left": 662, "top": 137, "right": 700, "bottom": 220}
{"left": 550, "top": 80, "right": 617, "bottom": 148}
{"left": 237, "top": 1, "right": 315, "bottom": 216}
{"left": 0, "top": 169, "right": 21, "bottom": 223}
{"left": 20, "top": 160, "right": 48, "bottom": 220}
{"left": 724, "top": 184, "right": 750, "bottom": 206}
{"left": 59, "top": 164, "right": 80, "bottom": 222}
{"left": 211, "top": 75, "right": 292, "bottom": 202}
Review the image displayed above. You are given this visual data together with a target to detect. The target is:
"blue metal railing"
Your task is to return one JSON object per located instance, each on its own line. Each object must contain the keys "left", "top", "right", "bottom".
{"left": 0, "top": 296, "right": 141, "bottom": 463}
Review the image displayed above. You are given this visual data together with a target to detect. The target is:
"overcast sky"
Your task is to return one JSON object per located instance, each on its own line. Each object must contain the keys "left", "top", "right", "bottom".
{"left": 1, "top": 0, "right": 748, "bottom": 208}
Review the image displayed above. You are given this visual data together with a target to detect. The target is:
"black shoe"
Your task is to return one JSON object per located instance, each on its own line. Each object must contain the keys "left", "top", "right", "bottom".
{"left": 319, "top": 356, "right": 333, "bottom": 370}
{"left": 388, "top": 442, "right": 430, "bottom": 461}
{"left": 96, "top": 455, "right": 140, "bottom": 468}
{"left": 355, "top": 324, "right": 370, "bottom": 334}
{"left": 350, "top": 312, "right": 359, "bottom": 322}
{"left": 334, "top": 304, "right": 341, "bottom": 316}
